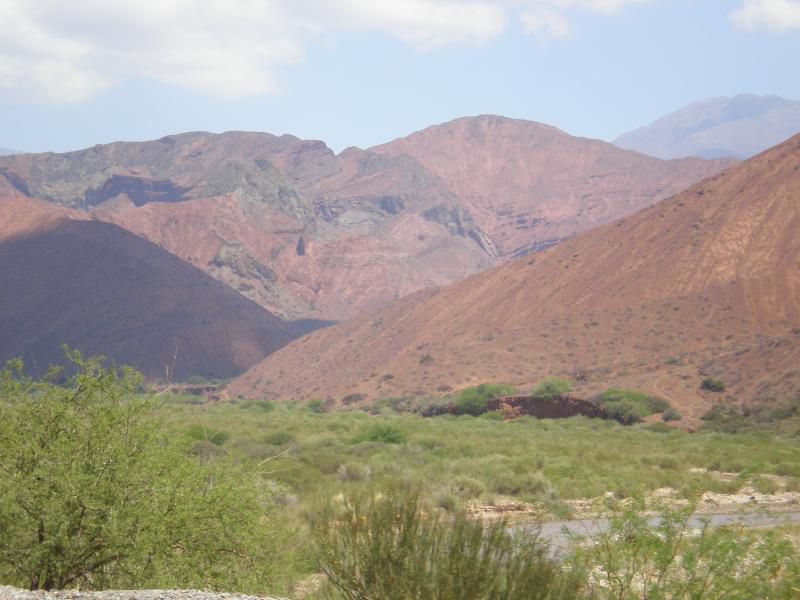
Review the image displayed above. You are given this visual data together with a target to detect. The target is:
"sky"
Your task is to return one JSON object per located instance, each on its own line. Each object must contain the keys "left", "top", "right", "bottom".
{"left": 1, "top": 0, "right": 799, "bottom": 153}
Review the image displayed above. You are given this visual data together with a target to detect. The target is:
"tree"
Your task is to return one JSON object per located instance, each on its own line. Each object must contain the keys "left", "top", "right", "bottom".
{"left": 0, "top": 351, "right": 274, "bottom": 591}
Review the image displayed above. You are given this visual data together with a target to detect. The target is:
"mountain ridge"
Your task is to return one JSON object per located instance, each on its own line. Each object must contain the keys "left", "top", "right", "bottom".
{"left": 0, "top": 116, "right": 732, "bottom": 321}
{"left": 229, "top": 133, "right": 800, "bottom": 424}
{"left": 615, "top": 94, "right": 800, "bottom": 159}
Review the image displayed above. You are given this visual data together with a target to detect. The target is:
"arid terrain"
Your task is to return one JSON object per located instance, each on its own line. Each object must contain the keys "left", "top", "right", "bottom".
{"left": 0, "top": 117, "right": 732, "bottom": 322}
{"left": 231, "top": 134, "right": 800, "bottom": 425}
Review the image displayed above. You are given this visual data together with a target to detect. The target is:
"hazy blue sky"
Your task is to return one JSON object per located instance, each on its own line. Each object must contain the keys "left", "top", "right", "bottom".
{"left": 1, "top": 0, "right": 799, "bottom": 153}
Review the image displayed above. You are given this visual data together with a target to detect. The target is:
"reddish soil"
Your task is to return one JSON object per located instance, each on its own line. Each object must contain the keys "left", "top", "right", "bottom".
{"left": 230, "top": 134, "right": 800, "bottom": 426}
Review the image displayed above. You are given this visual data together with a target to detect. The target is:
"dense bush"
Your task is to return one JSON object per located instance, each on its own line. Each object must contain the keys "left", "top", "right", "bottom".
{"left": 451, "top": 383, "right": 516, "bottom": 416}
{"left": 597, "top": 388, "right": 670, "bottom": 424}
{"left": 531, "top": 376, "right": 573, "bottom": 400}
{"left": 0, "top": 353, "right": 277, "bottom": 592}
{"left": 309, "top": 487, "right": 580, "bottom": 600}
{"left": 701, "top": 377, "right": 726, "bottom": 392}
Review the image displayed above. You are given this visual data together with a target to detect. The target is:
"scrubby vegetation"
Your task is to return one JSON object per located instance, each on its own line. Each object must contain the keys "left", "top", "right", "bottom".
{"left": 701, "top": 392, "right": 800, "bottom": 437}
{"left": 531, "top": 376, "right": 573, "bottom": 400}
{"left": 0, "top": 354, "right": 285, "bottom": 593}
{"left": 570, "top": 506, "right": 800, "bottom": 598}
{"left": 3, "top": 357, "right": 800, "bottom": 597}
{"left": 596, "top": 388, "right": 671, "bottom": 424}
{"left": 451, "top": 383, "right": 516, "bottom": 416}
{"left": 701, "top": 377, "right": 726, "bottom": 392}
{"left": 310, "top": 487, "right": 580, "bottom": 599}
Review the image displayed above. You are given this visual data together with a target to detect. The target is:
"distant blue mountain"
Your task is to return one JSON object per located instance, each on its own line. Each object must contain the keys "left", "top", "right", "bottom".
{"left": 614, "top": 94, "right": 800, "bottom": 160}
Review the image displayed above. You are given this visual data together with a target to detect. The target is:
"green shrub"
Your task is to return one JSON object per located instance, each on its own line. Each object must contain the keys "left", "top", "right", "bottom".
{"left": 489, "top": 471, "right": 554, "bottom": 498}
{"left": 452, "top": 383, "right": 515, "bottom": 416}
{"left": 415, "top": 396, "right": 452, "bottom": 417}
{"left": 531, "top": 376, "right": 573, "bottom": 400}
{"left": 645, "top": 422, "right": 674, "bottom": 433}
{"left": 0, "top": 353, "right": 276, "bottom": 592}
{"left": 309, "top": 487, "right": 580, "bottom": 600}
{"left": 262, "top": 431, "right": 296, "bottom": 446}
{"left": 307, "top": 398, "right": 329, "bottom": 413}
{"left": 597, "top": 389, "right": 670, "bottom": 425}
{"left": 662, "top": 407, "right": 682, "bottom": 422}
{"left": 239, "top": 399, "right": 275, "bottom": 412}
{"left": 355, "top": 423, "right": 407, "bottom": 444}
{"left": 337, "top": 462, "right": 372, "bottom": 482}
{"left": 341, "top": 393, "right": 366, "bottom": 405}
{"left": 185, "top": 424, "right": 231, "bottom": 445}
{"left": 370, "top": 396, "right": 415, "bottom": 413}
{"left": 569, "top": 506, "right": 800, "bottom": 598}
{"left": 701, "top": 377, "right": 726, "bottom": 392}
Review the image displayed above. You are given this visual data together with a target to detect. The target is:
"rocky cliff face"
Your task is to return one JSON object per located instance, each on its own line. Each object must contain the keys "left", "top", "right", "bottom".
{"left": 0, "top": 118, "right": 732, "bottom": 320}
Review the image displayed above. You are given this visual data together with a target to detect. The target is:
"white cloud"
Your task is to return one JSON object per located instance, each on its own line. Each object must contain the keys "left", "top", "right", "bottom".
{"left": 521, "top": 5, "right": 573, "bottom": 39}
{"left": 731, "top": 0, "right": 800, "bottom": 31}
{"left": 0, "top": 0, "right": 653, "bottom": 104}
{"left": 519, "top": 0, "right": 652, "bottom": 40}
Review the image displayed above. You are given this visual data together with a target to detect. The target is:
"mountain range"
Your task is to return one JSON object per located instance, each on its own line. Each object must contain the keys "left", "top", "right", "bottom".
{"left": 615, "top": 94, "right": 800, "bottom": 160}
{"left": 0, "top": 116, "right": 732, "bottom": 324}
{"left": 230, "top": 133, "right": 800, "bottom": 425}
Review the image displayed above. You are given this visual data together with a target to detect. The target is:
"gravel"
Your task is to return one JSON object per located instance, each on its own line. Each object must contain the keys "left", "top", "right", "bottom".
{"left": 0, "top": 587, "right": 286, "bottom": 600}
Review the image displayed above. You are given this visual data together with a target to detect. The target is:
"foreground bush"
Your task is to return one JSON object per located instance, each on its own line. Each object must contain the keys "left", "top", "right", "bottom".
{"left": 570, "top": 506, "right": 800, "bottom": 599}
{"left": 0, "top": 353, "right": 277, "bottom": 592}
{"left": 309, "top": 487, "right": 580, "bottom": 599}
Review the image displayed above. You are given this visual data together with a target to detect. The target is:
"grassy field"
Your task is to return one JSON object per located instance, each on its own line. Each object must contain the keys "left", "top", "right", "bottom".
{"left": 156, "top": 398, "right": 800, "bottom": 595}
{"left": 4, "top": 357, "right": 800, "bottom": 597}
{"left": 166, "top": 397, "right": 800, "bottom": 511}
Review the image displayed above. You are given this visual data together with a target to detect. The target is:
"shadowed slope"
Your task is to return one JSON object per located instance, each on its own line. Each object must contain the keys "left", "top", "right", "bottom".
{"left": 0, "top": 197, "right": 309, "bottom": 380}
{"left": 230, "top": 135, "right": 800, "bottom": 423}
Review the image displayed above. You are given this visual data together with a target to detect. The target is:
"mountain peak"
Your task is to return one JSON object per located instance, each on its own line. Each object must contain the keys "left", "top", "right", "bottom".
{"left": 615, "top": 94, "right": 800, "bottom": 160}
{"left": 230, "top": 132, "right": 800, "bottom": 423}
